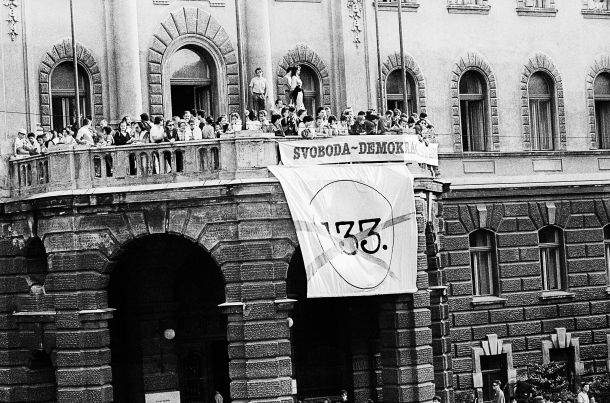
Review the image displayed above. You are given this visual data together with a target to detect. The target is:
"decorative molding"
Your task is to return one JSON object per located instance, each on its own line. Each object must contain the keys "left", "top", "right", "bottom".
{"left": 347, "top": 0, "right": 363, "bottom": 48}
{"left": 4, "top": 0, "right": 19, "bottom": 41}
{"left": 520, "top": 53, "right": 566, "bottom": 151}
{"left": 450, "top": 52, "right": 499, "bottom": 152}
{"left": 38, "top": 39, "right": 103, "bottom": 130}
{"left": 541, "top": 327, "right": 584, "bottom": 383}
{"left": 447, "top": 0, "right": 490, "bottom": 15}
{"left": 148, "top": 7, "right": 238, "bottom": 117}
{"left": 586, "top": 55, "right": 610, "bottom": 148}
{"left": 472, "top": 334, "right": 516, "bottom": 396}
{"left": 516, "top": 0, "right": 557, "bottom": 16}
{"left": 380, "top": 52, "right": 427, "bottom": 115}
{"left": 582, "top": 0, "right": 610, "bottom": 16}
{"left": 276, "top": 44, "right": 331, "bottom": 108}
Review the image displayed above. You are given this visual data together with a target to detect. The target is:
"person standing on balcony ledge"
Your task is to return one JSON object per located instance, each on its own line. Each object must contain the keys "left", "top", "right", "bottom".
{"left": 13, "top": 129, "right": 29, "bottom": 156}
{"left": 76, "top": 118, "right": 95, "bottom": 146}
{"left": 249, "top": 67, "right": 268, "bottom": 113}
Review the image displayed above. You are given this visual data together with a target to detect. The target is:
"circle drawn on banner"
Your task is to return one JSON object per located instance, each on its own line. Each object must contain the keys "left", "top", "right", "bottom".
{"left": 310, "top": 180, "right": 395, "bottom": 289}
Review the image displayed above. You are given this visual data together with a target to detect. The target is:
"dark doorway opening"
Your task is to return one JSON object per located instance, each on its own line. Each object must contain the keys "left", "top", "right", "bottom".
{"left": 168, "top": 46, "right": 215, "bottom": 118}
{"left": 109, "top": 235, "right": 229, "bottom": 403}
{"left": 287, "top": 249, "right": 381, "bottom": 402}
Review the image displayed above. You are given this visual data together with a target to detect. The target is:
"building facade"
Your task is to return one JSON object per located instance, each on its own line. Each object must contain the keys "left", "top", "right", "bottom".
{"left": 1, "top": 0, "right": 610, "bottom": 402}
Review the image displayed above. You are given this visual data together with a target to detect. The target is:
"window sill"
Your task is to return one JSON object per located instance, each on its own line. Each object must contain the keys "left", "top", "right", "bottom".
{"left": 378, "top": 2, "right": 420, "bottom": 12}
{"left": 471, "top": 296, "right": 507, "bottom": 306}
{"left": 540, "top": 290, "right": 575, "bottom": 300}
{"left": 516, "top": 7, "right": 557, "bottom": 17}
{"left": 582, "top": 9, "right": 610, "bottom": 19}
{"left": 447, "top": 4, "right": 491, "bottom": 15}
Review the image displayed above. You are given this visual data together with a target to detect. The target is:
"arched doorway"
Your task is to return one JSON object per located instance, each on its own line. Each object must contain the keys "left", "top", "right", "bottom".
{"left": 299, "top": 65, "right": 321, "bottom": 114}
{"left": 167, "top": 46, "right": 218, "bottom": 118}
{"left": 287, "top": 249, "right": 382, "bottom": 401}
{"left": 50, "top": 62, "right": 91, "bottom": 130}
{"left": 108, "top": 235, "right": 229, "bottom": 403}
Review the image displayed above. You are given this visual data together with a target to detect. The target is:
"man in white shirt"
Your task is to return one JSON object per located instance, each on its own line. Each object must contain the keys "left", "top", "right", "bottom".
{"left": 189, "top": 119, "right": 202, "bottom": 140}
{"left": 578, "top": 382, "right": 590, "bottom": 403}
{"left": 76, "top": 118, "right": 95, "bottom": 146}
{"left": 14, "top": 128, "right": 28, "bottom": 156}
{"left": 249, "top": 67, "right": 268, "bottom": 113}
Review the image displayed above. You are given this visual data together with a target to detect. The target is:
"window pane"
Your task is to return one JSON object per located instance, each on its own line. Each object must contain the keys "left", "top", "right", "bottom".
{"left": 51, "top": 62, "right": 88, "bottom": 92}
{"left": 529, "top": 72, "right": 551, "bottom": 96}
{"left": 300, "top": 66, "right": 318, "bottom": 92}
{"left": 168, "top": 47, "right": 210, "bottom": 80}
{"left": 595, "top": 73, "right": 610, "bottom": 96}
{"left": 539, "top": 227, "right": 558, "bottom": 244}
{"left": 530, "top": 99, "right": 554, "bottom": 151}
{"left": 596, "top": 101, "right": 610, "bottom": 149}
{"left": 459, "top": 70, "right": 485, "bottom": 96}
{"left": 462, "top": 100, "right": 487, "bottom": 151}
{"left": 470, "top": 230, "right": 490, "bottom": 248}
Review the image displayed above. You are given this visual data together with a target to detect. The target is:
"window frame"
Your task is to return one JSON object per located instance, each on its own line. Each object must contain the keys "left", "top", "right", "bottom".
{"left": 459, "top": 69, "right": 491, "bottom": 152}
{"left": 528, "top": 72, "right": 558, "bottom": 151}
{"left": 594, "top": 73, "right": 610, "bottom": 149}
{"left": 469, "top": 229, "right": 499, "bottom": 297}
{"left": 538, "top": 226, "right": 567, "bottom": 291}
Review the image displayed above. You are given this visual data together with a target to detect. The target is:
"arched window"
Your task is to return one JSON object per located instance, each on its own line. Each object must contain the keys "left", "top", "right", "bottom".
{"left": 594, "top": 73, "right": 610, "bottom": 149}
{"left": 168, "top": 46, "right": 216, "bottom": 118}
{"left": 300, "top": 65, "right": 320, "bottom": 114}
{"left": 459, "top": 70, "right": 489, "bottom": 151}
{"left": 538, "top": 226, "right": 566, "bottom": 291}
{"left": 469, "top": 229, "right": 498, "bottom": 296}
{"left": 50, "top": 62, "right": 91, "bottom": 130}
{"left": 386, "top": 69, "right": 416, "bottom": 115}
{"left": 528, "top": 72, "right": 556, "bottom": 151}
{"left": 604, "top": 224, "right": 610, "bottom": 284}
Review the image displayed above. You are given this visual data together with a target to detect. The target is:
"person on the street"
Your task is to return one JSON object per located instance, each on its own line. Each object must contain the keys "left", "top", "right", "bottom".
{"left": 493, "top": 380, "right": 506, "bottom": 403}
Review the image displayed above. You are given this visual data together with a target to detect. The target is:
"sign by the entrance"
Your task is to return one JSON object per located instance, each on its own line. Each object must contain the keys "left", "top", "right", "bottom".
{"left": 145, "top": 391, "right": 180, "bottom": 403}
{"left": 270, "top": 164, "right": 418, "bottom": 298}
{"left": 278, "top": 135, "right": 438, "bottom": 167}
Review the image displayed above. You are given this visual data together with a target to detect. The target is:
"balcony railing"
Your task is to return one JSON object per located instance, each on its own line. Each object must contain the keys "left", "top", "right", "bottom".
{"left": 9, "top": 132, "right": 439, "bottom": 199}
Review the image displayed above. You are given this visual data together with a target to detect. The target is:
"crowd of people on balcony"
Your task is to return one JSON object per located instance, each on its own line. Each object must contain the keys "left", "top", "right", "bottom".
{"left": 12, "top": 66, "right": 436, "bottom": 157}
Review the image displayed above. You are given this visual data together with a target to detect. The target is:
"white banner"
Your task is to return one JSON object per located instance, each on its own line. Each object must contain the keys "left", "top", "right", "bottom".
{"left": 270, "top": 164, "right": 418, "bottom": 298}
{"left": 278, "top": 135, "right": 438, "bottom": 167}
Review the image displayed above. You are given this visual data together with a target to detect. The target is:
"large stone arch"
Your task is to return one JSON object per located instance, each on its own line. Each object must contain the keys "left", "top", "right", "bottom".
{"left": 148, "top": 6, "right": 239, "bottom": 118}
{"left": 276, "top": 44, "right": 331, "bottom": 108}
{"left": 521, "top": 53, "right": 566, "bottom": 150}
{"left": 450, "top": 52, "right": 499, "bottom": 152}
{"left": 380, "top": 52, "right": 427, "bottom": 114}
{"left": 586, "top": 55, "right": 610, "bottom": 148}
{"left": 38, "top": 39, "right": 103, "bottom": 129}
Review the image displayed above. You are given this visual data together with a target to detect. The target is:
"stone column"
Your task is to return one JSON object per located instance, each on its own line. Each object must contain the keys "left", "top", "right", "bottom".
{"left": 110, "top": 0, "right": 143, "bottom": 119}
{"left": 243, "top": 0, "right": 275, "bottom": 110}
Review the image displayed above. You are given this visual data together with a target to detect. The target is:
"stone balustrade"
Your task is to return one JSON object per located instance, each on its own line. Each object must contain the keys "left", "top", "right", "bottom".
{"left": 9, "top": 132, "right": 439, "bottom": 199}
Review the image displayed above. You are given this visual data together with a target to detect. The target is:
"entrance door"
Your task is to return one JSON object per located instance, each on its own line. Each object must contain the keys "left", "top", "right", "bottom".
{"left": 171, "top": 85, "right": 212, "bottom": 119}
{"left": 109, "top": 235, "right": 230, "bottom": 403}
{"left": 167, "top": 46, "right": 216, "bottom": 117}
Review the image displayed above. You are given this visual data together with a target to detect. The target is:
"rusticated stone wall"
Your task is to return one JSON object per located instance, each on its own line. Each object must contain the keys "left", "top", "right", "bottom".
{"left": 0, "top": 177, "right": 444, "bottom": 402}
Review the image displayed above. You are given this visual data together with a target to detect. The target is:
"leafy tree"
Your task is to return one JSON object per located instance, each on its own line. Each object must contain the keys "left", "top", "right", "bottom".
{"left": 526, "top": 362, "right": 575, "bottom": 402}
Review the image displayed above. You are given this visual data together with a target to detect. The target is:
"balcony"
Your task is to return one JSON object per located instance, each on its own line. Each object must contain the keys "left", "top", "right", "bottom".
{"left": 8, "top": 132, "right": 439, "bottom": 199}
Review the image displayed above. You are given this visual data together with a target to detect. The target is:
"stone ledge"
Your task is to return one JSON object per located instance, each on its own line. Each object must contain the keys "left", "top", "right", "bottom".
{"left": 582, "top": 9, "right": 610, "bottom": 18}
{"left": 516, "top": 7, "right": 557, "bottom": 17}
{"left": 447, "top": 4, "right": 490, "bottom": 14}
{"left": 471, "top": 296, "right": 507, "bottom": 306}
{"left": 540, "top": 290, "right": 575, "bottom": 300}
